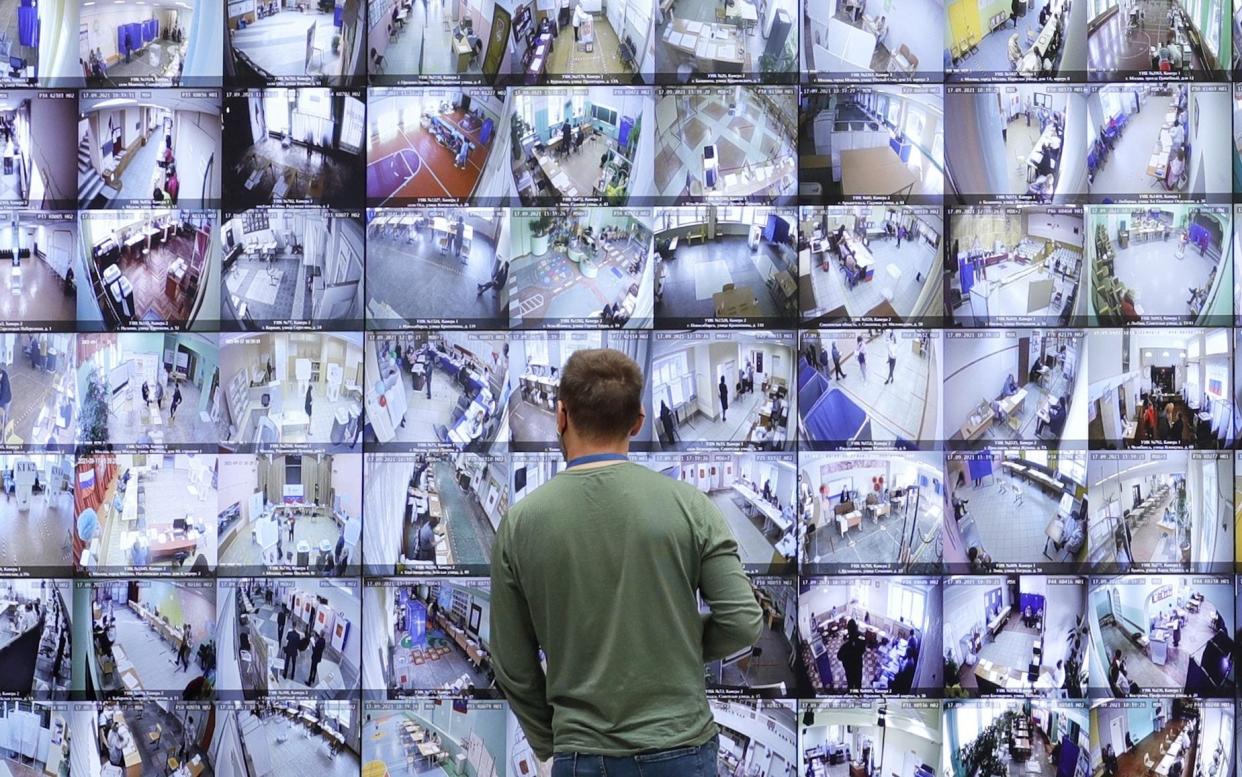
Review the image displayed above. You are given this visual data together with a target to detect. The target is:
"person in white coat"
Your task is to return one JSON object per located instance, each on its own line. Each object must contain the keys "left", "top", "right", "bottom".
{"left": 572, "top": 1, "right": 587, "bottom": 42}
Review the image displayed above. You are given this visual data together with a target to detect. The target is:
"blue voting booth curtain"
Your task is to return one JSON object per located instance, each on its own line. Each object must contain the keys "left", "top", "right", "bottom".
{"left": 618, "top": 115, "right": 634, "bottom": 147}
{"left": 334, "top": 4, "right": 343, "bottom": 26}
{"left": 966, "top": 457, "right": 993, "bottom": 481}
{"left": 1187, "top": 222, "right": 1210, "bottom": 251}
{"left": 405, "top": 599, "right": 426, "bottom": 646}
{"left": 16, "top": 6, "right": 35, "bottom": 46}
{"left": 958, "top": 258, "right": 976, "bottom": 295}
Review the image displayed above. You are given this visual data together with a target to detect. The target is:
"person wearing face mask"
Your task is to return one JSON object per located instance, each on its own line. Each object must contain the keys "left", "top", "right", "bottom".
{"left": 491, "top": 348, "right": 761, "bottom": 774}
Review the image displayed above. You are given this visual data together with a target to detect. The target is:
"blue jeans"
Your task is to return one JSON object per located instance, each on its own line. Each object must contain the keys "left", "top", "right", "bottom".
{"left": 551, "top": 735, "right": 719, "bottom": 777}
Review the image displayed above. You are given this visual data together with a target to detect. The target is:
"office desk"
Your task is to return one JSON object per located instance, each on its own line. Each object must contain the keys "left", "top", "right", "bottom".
{"left": 453, "top": 35, "right": 473, "bottom": 72}
{"left": 840, "top": 233, "right": 875, "bottom": 279}
{"left": 998, "top": 387, "right": 1028, "bottom": 420}
{"left": 1149, "top": 627, "right": 1170, "bottom": 665}
{"left": 840, "top": 146, "right": 918, "bottom": 197}
{"left": 732, "top": 482, "right": 790, "bottom": 534}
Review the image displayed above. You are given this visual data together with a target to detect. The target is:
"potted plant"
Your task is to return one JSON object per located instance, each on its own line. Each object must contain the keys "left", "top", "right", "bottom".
{"left": 530, "top": 212, "right": 553, "bottom": 256}
{"left": 82, "top": 366, "right": 110, "bottom": 442}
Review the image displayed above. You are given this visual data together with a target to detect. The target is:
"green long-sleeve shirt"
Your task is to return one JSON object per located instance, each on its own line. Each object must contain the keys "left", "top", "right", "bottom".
{"left": 489, "top": 460, "right": 763, "bottom": 761}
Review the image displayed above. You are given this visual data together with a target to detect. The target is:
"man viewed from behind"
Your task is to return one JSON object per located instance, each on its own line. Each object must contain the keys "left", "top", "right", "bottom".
{"left": 490, "top": 348, "right": 763, "bottom": 776}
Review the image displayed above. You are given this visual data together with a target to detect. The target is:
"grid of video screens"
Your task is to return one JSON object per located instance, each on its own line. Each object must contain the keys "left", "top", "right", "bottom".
{"left": 0, "top": 0, "right": 1238, "bottom": 776}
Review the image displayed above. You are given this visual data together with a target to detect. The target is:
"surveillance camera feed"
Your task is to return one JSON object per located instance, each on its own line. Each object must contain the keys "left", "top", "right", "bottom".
{"left": 945, "top": 206, "right": 1085, "bottom": 327}
{"left": 798, "top": 575, "right": 943, "bottom": 696}
{"left": 9, "top": 0, "right": 1242, "bottom": 768}
{"left": 81, "top": 0, "right": 224, "bottom": 86}
{"left": 79, "top": 90, "right": 224, "bottom": 210}
{"left": 799, "top": 205, "right": 943, "bottom": 326}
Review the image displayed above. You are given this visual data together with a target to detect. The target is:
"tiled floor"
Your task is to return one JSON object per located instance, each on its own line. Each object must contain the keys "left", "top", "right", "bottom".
{"left": 219, "top": 507, "right": 342, "bottom": 569}
{"left": 0, "top": 487, "right": 70, "bottom": 569}
{"left": 94, "top": 40, "right": 182, "bottom": 83}
{"left": 235, "top": 709, "right": 359, "bottom": 777}
{"left": 658, "top": 237, "right": 793, "bottom": 321}
{"left": 508, "top": 395, "right": 557, "bottom": 445}
{"left": 113, "top": 378, "right": 219, "bottom": 445}
{"left": 390, "top": 355, "right": 504, "bottom": 445}
{"left": 511, "top": 234, "right": 647, "bottom": 324}
{"left": 231, "top": 10, "right": 346, "bottom": 78}
{"left": 806, "top": 500, "right": 939, "bottom": 568}
{"left": 5, "top": 355, "right": 71, "bottom": 443}
{"left": 515, "top": 131, "right": 618, "bottom": 199}
{"left": 97, "top": 465, "right": 217, "bottom": 570}
{"left": 655, "top": 91, "right": 795, "bottom": 199}
{"left": 365, "top": 713, "right": 483, "bottom": 776}
{"left": 1087, "top": 0, "right": 1201, "bottom": 74}
{"left": 805, "top": 233, "right": 937, "bottom": 321}
{"left": 663, "top": 379, "right": 792, "bottom": 448}
{"left": 823, "top": 334, "right": 937, "bottom": 442}
{"left": 544, "top": 13, "right": 632, "bottom": 76}
{"left": 422, "top": 458, "right": 493, "bottom": 566}
{"left": 105, "top": 605, "right": 191, "bottom": 694}
{"left": 0, "top": 253, "right": 74, "bottom": 324}
{"left": 1096, "top": 599, "right": 1217, "bottom": 690}
{"left": 392, "top": 618, "right": 489, "bottom": 690}
{"left": 953, "top": 474, "right": 1063, "bottom": 563}
{"left": 1109, "top": 237, "right": 1218, "bottom": 320}
{"left": 366, "top": 224, "right": 502, "bottom": 324}
{"left": 1089, "top": 94, "right": 1175, "bottom": 194}
{"left": 247, "top": 601, "right": 356, "bottom": 692}
{"left": 225, "top": 253, "right": 311, "bottom": 322}
{"left": 711, "top": 489, "right": 780, "bottom": 564}
{"left": 954, "top": 5, "right": 1046, "bottom": 74}
{"left": 377, "top": 0, "right": 485, "bottom": 77}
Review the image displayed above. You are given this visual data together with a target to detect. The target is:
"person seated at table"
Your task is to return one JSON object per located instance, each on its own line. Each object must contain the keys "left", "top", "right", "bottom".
{"left": 1119, "top": 290, "right": 1141, "bottom": 323}
{"left": 1021, "top": 604, "right": 1035, "bottom": 627}
{"left": 1001, "top": 373, "right": 1018, "bottom": 398}
{"left": 1035, "top": 395, "right": 1067, "bottom": 436}
{"left": 153, "top": 185, "right": 169, "bottom": 204}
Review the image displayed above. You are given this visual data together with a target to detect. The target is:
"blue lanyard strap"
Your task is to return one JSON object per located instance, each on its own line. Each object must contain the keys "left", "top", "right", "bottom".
{"left": 566, "top": 453, "right": 628, "bottom": 469}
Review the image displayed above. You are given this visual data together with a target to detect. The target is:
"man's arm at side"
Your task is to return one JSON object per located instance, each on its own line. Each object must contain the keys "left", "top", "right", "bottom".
{"left": 696, "top": 498, "right": 764, "bottom": 662}
{"left": 489, "top": 518, "right": 555, "bottom": 760}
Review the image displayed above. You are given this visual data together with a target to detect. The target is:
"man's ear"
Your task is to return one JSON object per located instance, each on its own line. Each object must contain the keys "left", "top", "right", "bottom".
{"left": 629, "top": 409, "right": 645, "bottom": 437}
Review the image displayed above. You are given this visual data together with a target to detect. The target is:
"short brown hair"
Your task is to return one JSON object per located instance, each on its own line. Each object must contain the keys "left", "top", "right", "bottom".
{"left": 558, "top": 348, "right": 644, "bottom": 440}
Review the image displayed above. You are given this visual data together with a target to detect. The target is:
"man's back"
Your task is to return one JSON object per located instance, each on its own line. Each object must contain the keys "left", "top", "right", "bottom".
{"left": 490, "top": 461, "right": 762, "bottom": 760}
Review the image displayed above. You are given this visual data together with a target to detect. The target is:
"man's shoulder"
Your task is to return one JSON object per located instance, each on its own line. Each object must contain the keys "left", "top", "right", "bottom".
{"left": 510, "top": 463, "right": 707, "bottom": 524}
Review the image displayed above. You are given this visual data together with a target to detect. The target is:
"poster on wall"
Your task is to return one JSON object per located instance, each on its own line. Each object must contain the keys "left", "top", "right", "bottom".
{"left": 330, "top": 608, "right": 350, "bottom": 651}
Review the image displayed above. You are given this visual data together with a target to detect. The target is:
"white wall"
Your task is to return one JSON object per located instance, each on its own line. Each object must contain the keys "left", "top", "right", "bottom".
{"left": 943, "top": 334, "right": 1020, "bottom": 432}
{"left": 1025, "top": 211, "right": 1084, "bottom": 247}
{"left": 1190, "top": 90, "right": 1230, "bottom": 196}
